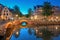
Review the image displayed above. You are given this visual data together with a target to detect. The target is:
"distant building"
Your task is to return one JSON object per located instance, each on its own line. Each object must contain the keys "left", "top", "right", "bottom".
{"left": 30, "top": 5, "right": 60, "bottom": 20}
{"left": 33, "top": 5, "right": 60, "bottom": 16}
{"left": 33, "top": 5, "right": 43, "bottom": 15}
{"left": 52, "top": 6, "right": 60, "bottom": 16}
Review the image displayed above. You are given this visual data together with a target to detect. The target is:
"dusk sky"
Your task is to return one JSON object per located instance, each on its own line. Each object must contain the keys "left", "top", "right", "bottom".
{"left": 0, "top": 0, "right": 60, "bottom": 14}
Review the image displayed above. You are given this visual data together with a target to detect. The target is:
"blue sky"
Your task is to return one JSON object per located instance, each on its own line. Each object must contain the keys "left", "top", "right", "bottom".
{"left": 0, "top": 0, "right": 60, "bottom": 14}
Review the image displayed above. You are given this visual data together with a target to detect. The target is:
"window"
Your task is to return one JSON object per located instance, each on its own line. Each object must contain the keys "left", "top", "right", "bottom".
{"left": 4, "top": 13, "right": 5, "bottom": 15}
{"left": 7, "top": 13, "right": 8, "bottom": 15}
{"left": 4, "top": 10, "right": 5, "bottom": 12}
{"left": 6, "top": 10, "right": 8, "bottom": 12}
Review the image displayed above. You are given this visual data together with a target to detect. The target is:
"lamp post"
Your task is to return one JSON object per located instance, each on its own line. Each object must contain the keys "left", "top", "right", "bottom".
{"left": 15, "top": 14, "right": 18, "bottom": 20}
{"left": 56, "top": 27, "right": 58, "bottom": 30}
{"left": 16, "top": 14, "right": 18, "bottom": 17}
{"left": 31, "top": 16, "right": 33, "bottom": 20}
{"left": 34, "top": 15, "right": 37, "bottom": 19}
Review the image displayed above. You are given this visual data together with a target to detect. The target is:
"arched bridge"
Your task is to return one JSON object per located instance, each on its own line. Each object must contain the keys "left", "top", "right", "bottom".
{"left": 2, "top": 19, "right": 33, "bottom": 40}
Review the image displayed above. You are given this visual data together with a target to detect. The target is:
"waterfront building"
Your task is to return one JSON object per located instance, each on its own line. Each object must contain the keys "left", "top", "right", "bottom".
{"left": 0, "top": 4, "right": 13, "bottom": 20}
{"left": 31, "top": 5, "right": 60, "bottom": 20}
{"left": 1, "top": 7, "right": 12, "bottom": 20}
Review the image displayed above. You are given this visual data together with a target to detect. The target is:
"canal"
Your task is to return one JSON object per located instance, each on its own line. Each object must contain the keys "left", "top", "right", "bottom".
{"left": 10, "top": 21, "right": 60, "bottom": 40}
{"left": 10, "top": 28, "right": 60, "bottom": 40}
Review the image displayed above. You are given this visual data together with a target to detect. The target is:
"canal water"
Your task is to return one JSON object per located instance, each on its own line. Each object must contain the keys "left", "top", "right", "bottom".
{"left": 10, "top": 28, "right": 60, "bottom": 40}
{"left": 10, "top": 22, "right": 60, "bottom": 40}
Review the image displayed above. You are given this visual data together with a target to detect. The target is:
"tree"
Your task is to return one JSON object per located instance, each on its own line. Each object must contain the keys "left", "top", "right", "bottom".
{"left": 26, "top": 8, "right": 32, "bottom": 18}
{"left": 28, "top": 8, "right": 32, "bottom": 16}
{"left": 14, "top": 5, "right": 23, "bottom": 17}
{"left": 25, "top": 14, "right": 29, "bottom": 18}
{"left": 42, "top": 2, "right": 52, "bottom": 16}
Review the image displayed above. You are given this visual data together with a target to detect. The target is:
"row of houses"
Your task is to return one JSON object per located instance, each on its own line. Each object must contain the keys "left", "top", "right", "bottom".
{"left": 0, "top": 4, "right": 60, "bottom": 20}
{"left": 31, "top": 5, "right": 60, "bottom": 20}
{"left": 33, "top": 5, "right": 60, "bottom": 16}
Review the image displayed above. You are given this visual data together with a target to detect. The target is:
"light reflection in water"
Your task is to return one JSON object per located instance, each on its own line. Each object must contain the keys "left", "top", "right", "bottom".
{"left": 10, "top": 27, "right": 60, "bottom": 40}
{"left": 10, "top": 28, "right": 43, "bottom": 40}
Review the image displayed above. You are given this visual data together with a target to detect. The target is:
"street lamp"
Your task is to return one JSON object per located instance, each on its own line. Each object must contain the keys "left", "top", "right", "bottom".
{"left": 55, "top": 16, "right": 59, "bottom": 21}
{"left": 56, "top": 27, "right": 58, "bottom": 30}
{"left": 34, "top": 15, "right": 37, "bottom": 19}
{"left": 14, "top": 30, "right": 20, "bottom": 38}
{"left": 15, "top": 14, "right": 18, "bottom": 20}
{"left": 31, "top": 16, "right": 33, "bottom": 20}
{"left": 56, "top": 16, "right": 58, "bottom": 19}
{"left": 10, "top": 17, "right": 14, "bottom": 21}
{"left": 16, "top": 14, "right": 18, "bottom": 17}
{"left": 16, "top": 31, "right": 19, "bottom": 35}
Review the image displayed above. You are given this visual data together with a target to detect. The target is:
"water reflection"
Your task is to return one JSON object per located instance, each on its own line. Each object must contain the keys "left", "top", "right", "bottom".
{"left": 53, "top": 35, "right": 60, "bottom": 40}
{"left": 10, "top": 28, "right": 42, "bottom": 40}
{"left": 10, "top": 26, "right": 60, "bottom": 40}
{"left": 41, "top": 29, "right": 53, "bottom": 40}
{"left": 28, "top": 28, "right": 33, "bottom": 35}
{"left": 13, "top": 29, "right": 20, "bottom": 38}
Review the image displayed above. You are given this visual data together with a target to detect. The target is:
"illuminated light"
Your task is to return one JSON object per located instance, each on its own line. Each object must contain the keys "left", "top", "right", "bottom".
{"left": 14, "top": 31, "right": 20, "bottom": 38}
{"left": 36, "top": 29, "right": 38, "bottom": 33}
{"left": 1, "top": 15, "right": 6, "bottom": 19}
{"left": 50, "top": 17, "right": 55, "bottom": 21}
{"left": 45, "top": 16, "right": 47, "bottom": 18}
{"left": 51, "top": 17, "right": 53, "bottom": 20}
{"left": 16, "top": 31, "right": 19, "bottom": 35}
{"left": 31, "top": 16, "right": 33, "bottom": 19}
{"left": 56, "top": 27, "right": 58, "bottom": 30}
{"left": 16, "top": 14, "right": 18, "bottom": 17}
{"left": 56, "top": 16, "right": 58, "bottom": 19}
{"left": 34, "top": 15, "right": 37, "bottom": 19}
{"left": 10, "top": 17, "right": 14, "bottom": 20}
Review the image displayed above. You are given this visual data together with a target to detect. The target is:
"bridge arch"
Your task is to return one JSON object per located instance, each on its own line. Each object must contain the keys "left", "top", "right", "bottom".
{"left": 3, "top": 19, "right": 34, "bottom": 40}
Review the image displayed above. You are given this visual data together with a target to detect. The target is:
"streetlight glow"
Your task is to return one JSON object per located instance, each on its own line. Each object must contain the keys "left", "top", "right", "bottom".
{"left": 16, "top": 14, "right": 18, "bottom": 17}
{"left": 31, "top": 16, "right": 33, "bottom": 19}
{"left": 56, "top": 16, "right": 58, "bottom": 19}
{"left": 34, "top": 15, "right": 37, "bottom": 19}
{"left": 56, "top": 27, "right": 58, "bottom": 30}
{"left": 16, "top": 31, "right": 19, "bottom": 35}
